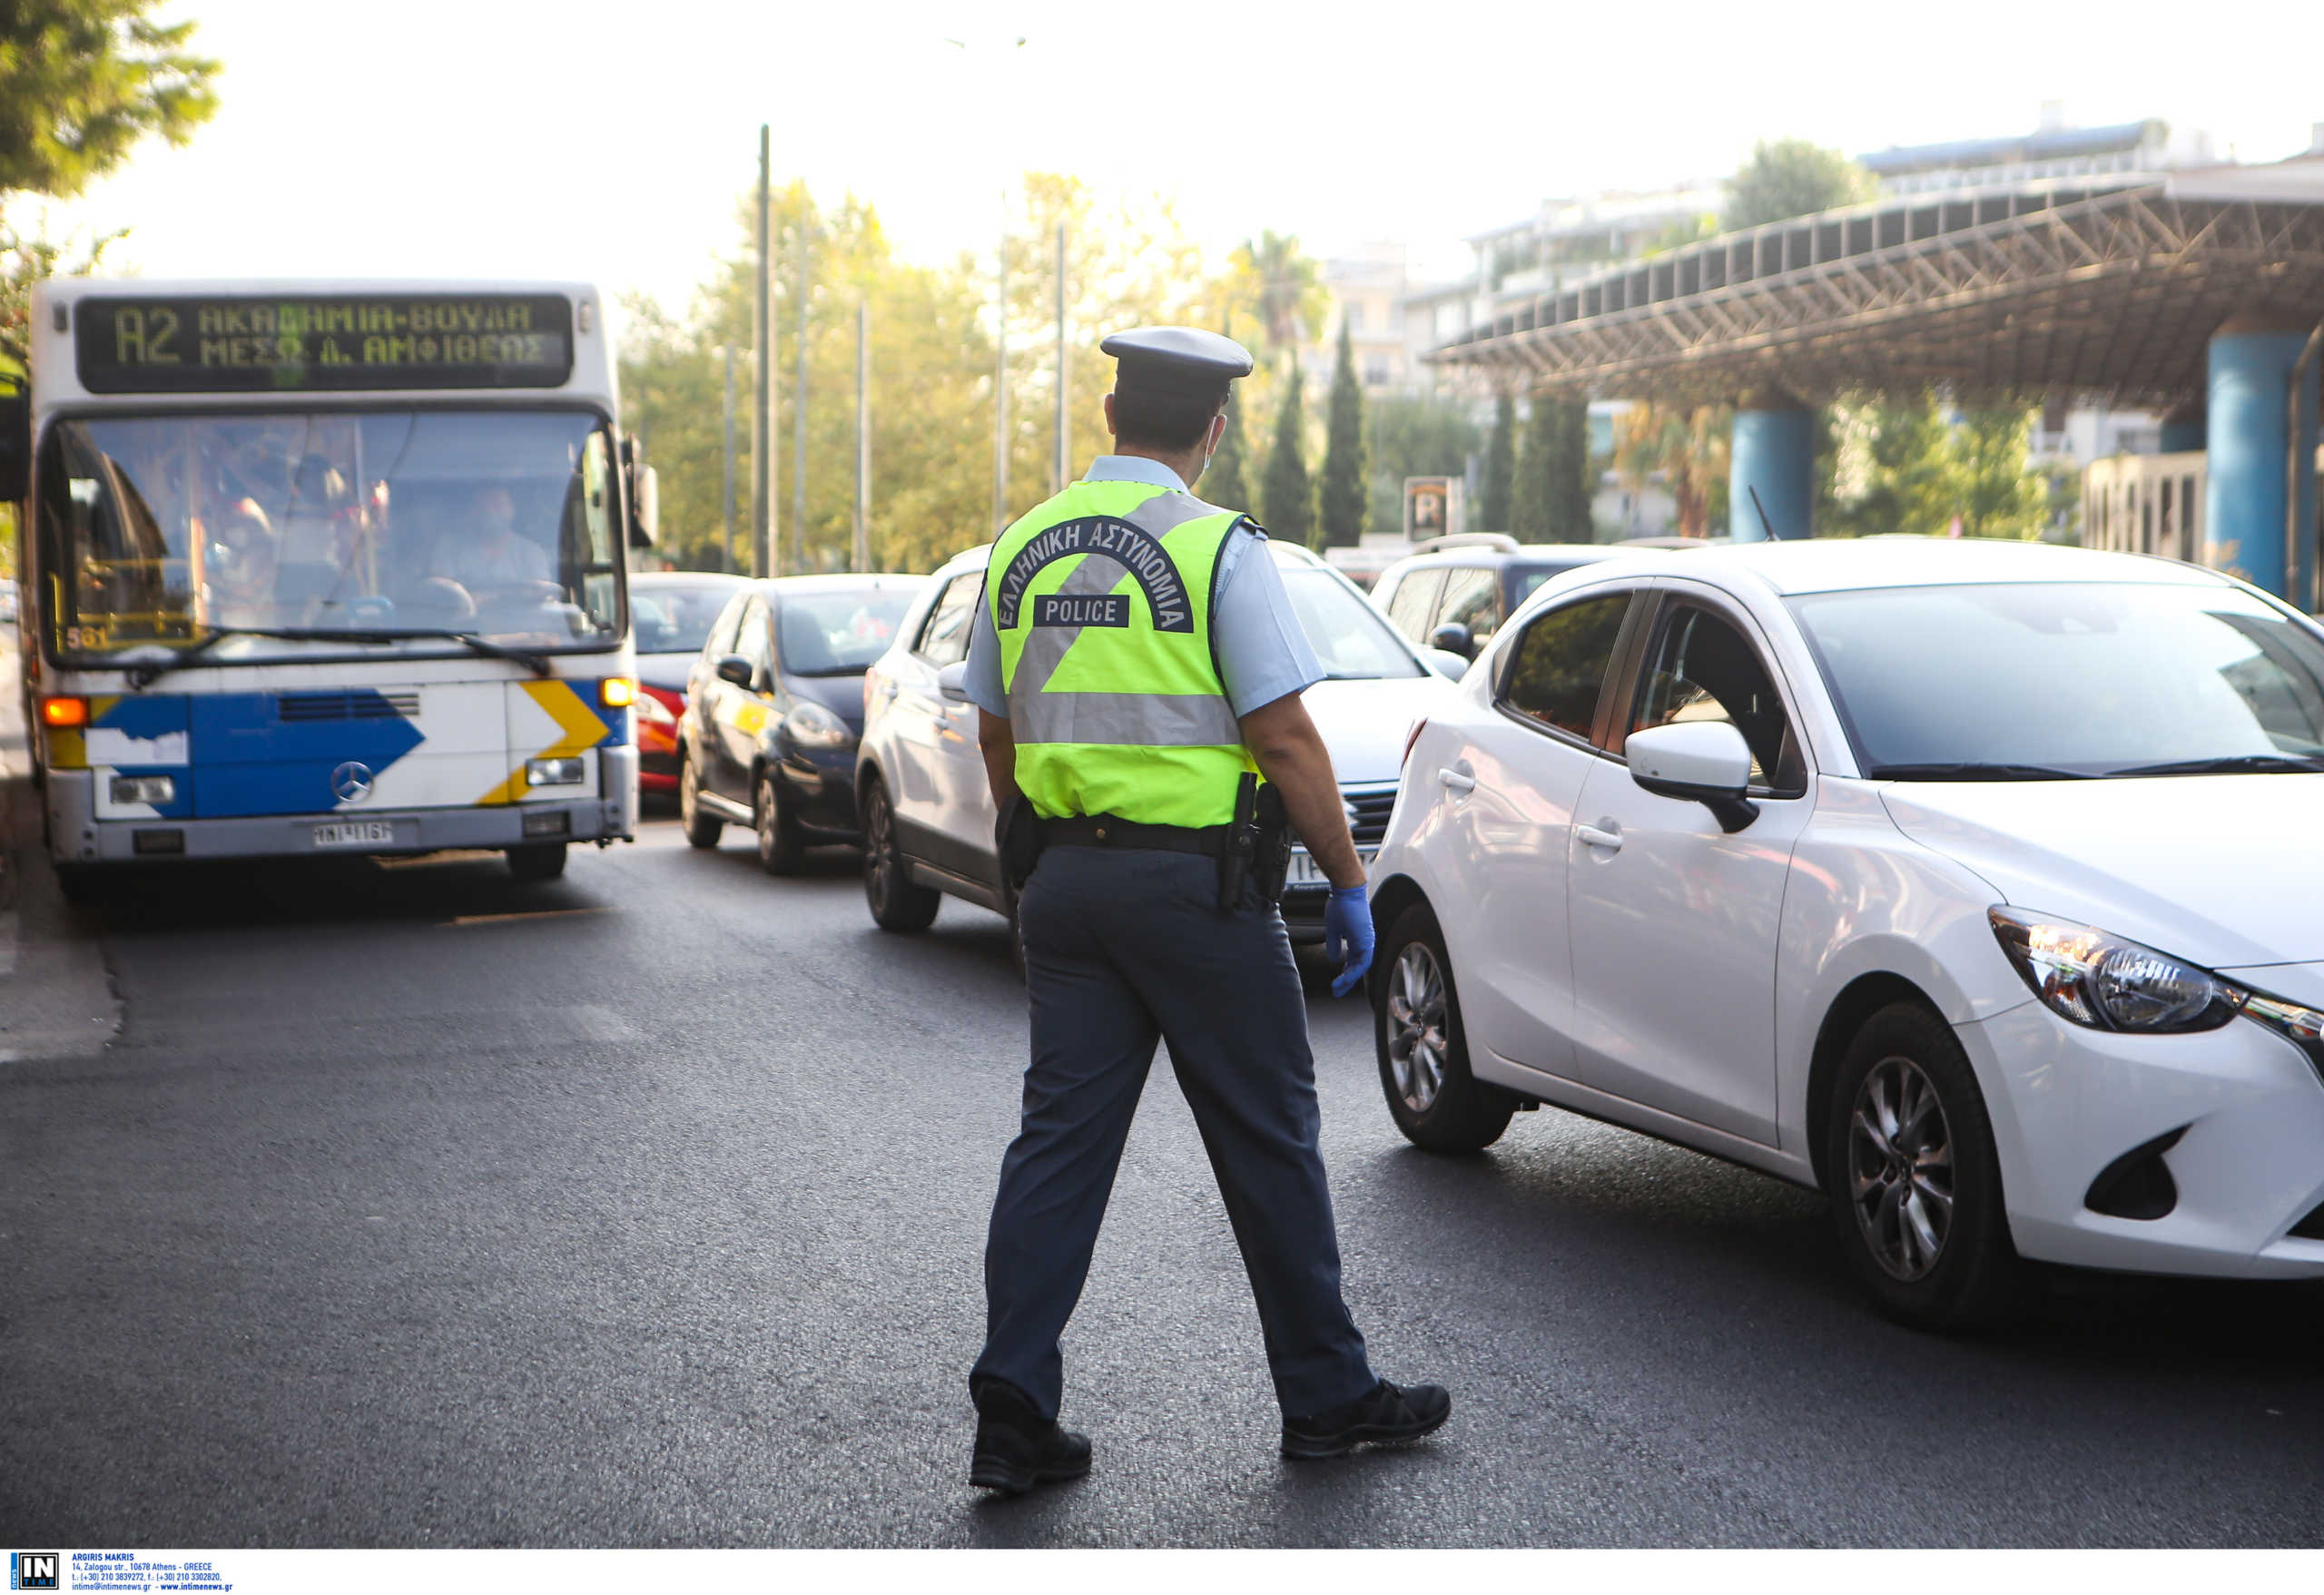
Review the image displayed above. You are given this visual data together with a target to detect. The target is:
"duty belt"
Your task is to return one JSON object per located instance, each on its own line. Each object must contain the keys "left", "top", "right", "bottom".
{"left": 1039, "top": 813, "right": 1233, "bottom": 858}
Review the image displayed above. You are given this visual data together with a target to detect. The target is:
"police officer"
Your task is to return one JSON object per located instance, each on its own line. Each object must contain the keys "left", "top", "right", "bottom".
{"left": 959, "top": 326, "right": 1450, "bottom": 1494}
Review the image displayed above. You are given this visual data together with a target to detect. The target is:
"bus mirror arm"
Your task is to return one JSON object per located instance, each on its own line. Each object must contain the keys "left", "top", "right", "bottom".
{"left": 620, "top": 438, "right": 658, "bottom": 547}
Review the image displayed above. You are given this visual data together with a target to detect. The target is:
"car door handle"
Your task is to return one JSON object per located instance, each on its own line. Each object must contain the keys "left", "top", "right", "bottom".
{"left": 880, "top": 681, "right": 899, "bottom": 700}
{"left": 1576, "top": 823, "right": 1623, "bottom": 852}
{"left": 1437, "top": 767, "right": 1475, "bottom": 793}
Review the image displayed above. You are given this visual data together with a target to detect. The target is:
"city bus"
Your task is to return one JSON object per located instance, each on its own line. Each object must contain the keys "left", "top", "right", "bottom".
{"left": 0, "top": 280, "right": 654, "bottom": 896}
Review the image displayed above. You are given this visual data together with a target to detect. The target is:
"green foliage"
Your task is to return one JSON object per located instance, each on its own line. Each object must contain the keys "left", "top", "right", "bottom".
{"left": 1480, "top": 390, "right": 1516, "bottom": 533}
{"left": 0, "top": 0, "right": 220, "bottom": 200}
{"left": 1364, "top": 392, "right": 1480, "bottom": 537}
{"left": 1820, "top": 391, "right": 2045, "bottom": 539}
{"left": 1552, "top": 401, "right": 1595, "bottom": 539}
{"left": 1512, "top": 397, "right": 1554, "bottom": 541}
{"left": 1261, "top": 360, "right": 1315, "bottom": 548}
{"left": 1318, "top": 321, "right": 1367, "bottom": 546}
{"left": 1724, "top": 138, "right": 1874, "bottom": 231}
{"left": 1206, "top": 389, "right": 1252, "bottom": 510}
{"left": 1226, "top": 231, "right": 1327, "bottom": 353}
{"left": 2, "top": 221, "right": 123, "bottom": 581}
{"left": 1613, "top": 402, "right": 1730, "bottom": 538}
{"left": 1951, "top": 406, "right": 2048, "bottom": 539}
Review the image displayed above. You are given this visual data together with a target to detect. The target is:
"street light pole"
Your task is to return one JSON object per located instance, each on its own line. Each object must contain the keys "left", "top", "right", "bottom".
{"left": 721, "top": 344, "right": 736, "bottom": 573}
{"left": 793, "top": 218, "right": 810, "bottom": 577}
{"left": 754, "top": 124, "right": 774, "bottom": 578}
{"left": 1054, "top": 220, "right": 1068, "bottom": 494}
{"left": 855, "top": 300, "right": 872, "bottom": 573}
{"left": 994, "top": 212, "right": 1009, "bottom": 534}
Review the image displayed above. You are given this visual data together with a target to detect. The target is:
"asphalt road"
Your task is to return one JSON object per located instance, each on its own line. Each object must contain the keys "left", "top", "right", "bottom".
{"left": 3, "top": 812, "right": 2322, "bottom": 1547}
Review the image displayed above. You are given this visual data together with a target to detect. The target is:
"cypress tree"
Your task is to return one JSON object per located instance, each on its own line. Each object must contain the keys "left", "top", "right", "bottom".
{"left": 1319, "top": 320, "right": 1369, "bottom": 546}
{"left": 1551, "top": 400, "right": 1595, "bottom": 540}
{"left": 1207, "top": 389, "right": 1252, "bottom": 509}
{"left": 1262, "top": 361, "right": 1315, "bottom": 548}
{"left": 1482, "top": 389, "right": 1516, "bottom": 533}
{"left": 1512, "top": 393, "right": 1554, "bottom": 541}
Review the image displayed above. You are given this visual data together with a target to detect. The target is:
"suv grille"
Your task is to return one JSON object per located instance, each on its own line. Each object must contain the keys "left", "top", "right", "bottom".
{"left": 278, "top": 691, "right": 419, "bottom": 722}
{"left": 1344, "top": 785, "right": 1399, "bottom": 846}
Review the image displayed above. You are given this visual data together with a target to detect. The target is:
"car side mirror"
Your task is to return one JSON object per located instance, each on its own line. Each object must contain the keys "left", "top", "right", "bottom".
{"left": 1430, "top": 620, "right": 1474, "bottom": 659}
{"left": 1422, "top": 647, "right": 1469, "bottom": 680}
{"left": 714, "top": 654, "right": 754, "bottom": 690}
{"left": 1625, "top": 720, "right": 1759, "bottom": 832}
{"left": 936, "top": 660, "right": 970, "bottom": 703}
{"left": 0, "top": 392, "right": 28, "bottom": 502}
{"left": 620, "top": 439, "right": 657, "bottom": 547}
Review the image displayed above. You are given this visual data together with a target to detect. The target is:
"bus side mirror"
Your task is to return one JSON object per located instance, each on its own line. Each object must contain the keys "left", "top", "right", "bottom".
{"left": 0, "top": 393, "right": 28, "bottom": 502}
{"left": 619, "top": 438, "right": 657, "bottom": 547}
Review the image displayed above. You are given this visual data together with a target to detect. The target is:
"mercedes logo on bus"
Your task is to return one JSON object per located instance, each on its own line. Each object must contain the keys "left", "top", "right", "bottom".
{"left": 330, "top": 761, "right": 375, "bottom": 803}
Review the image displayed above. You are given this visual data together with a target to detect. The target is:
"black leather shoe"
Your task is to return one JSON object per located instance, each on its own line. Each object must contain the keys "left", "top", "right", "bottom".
{"left": 969, "top": 1382, "right": 1092, "bottom": 1495}
{"left": 1281, "top": 1379, "right": 1451, "bottom": 1460}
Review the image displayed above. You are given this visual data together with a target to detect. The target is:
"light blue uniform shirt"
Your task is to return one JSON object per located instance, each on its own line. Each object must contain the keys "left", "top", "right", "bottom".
{"left": 963, "top": 455, "right": 1323, "bottom": 721}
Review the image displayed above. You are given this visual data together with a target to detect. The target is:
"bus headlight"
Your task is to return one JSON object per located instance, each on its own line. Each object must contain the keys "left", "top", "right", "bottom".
{"left": 110, "top": 774, "right": 175, "bottom": 805}
{"left": 527, "top": 756, "right": 586, "bottom": 787}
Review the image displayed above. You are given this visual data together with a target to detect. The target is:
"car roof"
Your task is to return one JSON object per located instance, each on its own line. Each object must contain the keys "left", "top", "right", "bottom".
{"left": 743, "top": 572, "right": 930, "bottom": 596}
{"left": 1381, "top": 542, "right": 1625, "bottom": 576}
{"left": 631, "top": 570, "right": 749, "bottom": 590}
{"left": 1590, "top": 537, "right": 2242, "bottom": 596}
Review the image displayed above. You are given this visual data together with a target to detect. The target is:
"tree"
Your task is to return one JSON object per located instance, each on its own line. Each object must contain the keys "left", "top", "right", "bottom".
{"left": 1512, "top": 394, "right": 1554, "bottom": 541}
{"left": 1952, "top": 405, "right": 2047, "bottom": 539}
{"left": 0, "top": 1, "right": 221, "bottom": 200}
{"left": 1724, "top": 138, "right": 1875, "bottom": 231}
{"left": 1613, "top": 403, "right": 1730, "bottom": 538}
{"left": 1318, "top": 320, "right": 1367, "bottom": 546}
{"left": 1206, "top": 387, "right": 1253, "bottom": 510}
{"left": 1226, "top": 231, "right": 1327, "bottom": 351}
{"left": 1261, "top": 360, "right": 1315, "bottom": 548}
{"left": 1365, "top": 392, "right": 1480, "bottom": 537}
{"left": 1480, "top": 390, "right": 1516, "bottom": 533}
{"left": 1551, "top": 400, "right": 1596, "bottom": 540}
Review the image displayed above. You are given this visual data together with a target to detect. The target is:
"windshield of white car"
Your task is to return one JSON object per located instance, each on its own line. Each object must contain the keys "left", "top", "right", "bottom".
{"left": 42, "top": 409, "right": 622, "bottom": 662}
{"left": 1279, "top": 569, "right": 1424, "bottom": 680}
{"left": 1789, "top": 581, "right": 2324, "bottom": 779}
{"left": 776, "top": 587, "right": 918, "bottom": 674}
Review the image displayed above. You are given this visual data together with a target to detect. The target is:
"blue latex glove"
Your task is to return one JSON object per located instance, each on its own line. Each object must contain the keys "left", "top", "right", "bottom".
{"left": 1323, "top": 884, "right": 1375, "bottom": 999}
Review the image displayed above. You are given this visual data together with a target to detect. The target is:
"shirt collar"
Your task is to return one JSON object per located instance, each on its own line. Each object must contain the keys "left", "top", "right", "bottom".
{"left": 1081, "top": 454, "right": 1187, "bottom": 492}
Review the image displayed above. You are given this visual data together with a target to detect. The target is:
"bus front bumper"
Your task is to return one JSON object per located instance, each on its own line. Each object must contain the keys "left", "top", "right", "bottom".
{"left": 46, "top": 768, "right": 637, "bottom": 864}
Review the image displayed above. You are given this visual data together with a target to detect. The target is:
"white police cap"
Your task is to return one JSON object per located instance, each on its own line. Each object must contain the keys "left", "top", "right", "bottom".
{"left": 1099, "top": 326, "right": 1255, "bottom": 390}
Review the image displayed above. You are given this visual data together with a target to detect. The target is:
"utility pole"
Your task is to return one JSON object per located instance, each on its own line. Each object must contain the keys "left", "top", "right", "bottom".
{"left": 1053, "top": 220, "right": 1068, "bottom": 494}
{"left": 793, "top": 219, "right": 810, "bottom": 577}
{"left": 993, "top": 214, "right": 1009, "bottom": 534}
{"left": 721, "top": 344, "right": 736, "bottom": 573}
{"left": 854, "top": 301, "right": 871, "bottom": 573}
{"left": 753, "top": 125, "right": 774, "bottom": 578}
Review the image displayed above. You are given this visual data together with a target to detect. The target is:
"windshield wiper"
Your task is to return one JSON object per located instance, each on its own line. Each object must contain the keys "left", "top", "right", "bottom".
{"left": 2108, "top": 753, "right": 2324, "bottom": 777}
{"left": 1863, "top": 762, "right": 2093, "bottom": 782}
{"left": 121, "top": 625, "right": 551, "bottom": 689}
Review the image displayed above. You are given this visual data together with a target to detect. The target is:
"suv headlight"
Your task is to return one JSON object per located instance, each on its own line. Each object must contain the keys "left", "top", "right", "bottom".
{"left": 783, "top": 700, "right": 852, "bottom": 749}
{"left": 1990, "top": 909, "right": 2324, "bottom": 1068}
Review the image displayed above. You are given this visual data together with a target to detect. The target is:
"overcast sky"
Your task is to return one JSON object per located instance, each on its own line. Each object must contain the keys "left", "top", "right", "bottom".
{"left": 16, "top": 0, "right": 2322, "bottom": 314}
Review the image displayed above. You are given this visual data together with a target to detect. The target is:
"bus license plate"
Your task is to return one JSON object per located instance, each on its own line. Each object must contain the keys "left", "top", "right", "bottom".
{"left": 1288, "top": 847, "right": 1375, "bottom": 886}
{"left": 313, "top": 821, "right": 397, "bottom": 849}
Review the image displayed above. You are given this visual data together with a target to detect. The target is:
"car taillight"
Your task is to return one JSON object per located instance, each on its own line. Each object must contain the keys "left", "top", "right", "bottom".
{"left": 1402, "top": 718, "right": 1428, "bottom": 770}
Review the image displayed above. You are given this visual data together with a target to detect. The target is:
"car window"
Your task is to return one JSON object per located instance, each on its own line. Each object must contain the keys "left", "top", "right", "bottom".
{"left": 1279, "top": 569, "right": 1425, "bottom": 679}
{"left": 915, "top": 571, "right": 983, "bottom": 669}
{"left": 775, "top": 587, "right": 916, "bottom": 674}
{"left": 737, "top": 596, "right": 774, "bottom": 680}
{"left": 1384, "top": 568, "right": 1446, "bottom": 642}
{"left": 704, "top": 590, "right": 748, "bottom": 660}
{"left": 1438, "top": 566, "right": 1503, "bottom": 641}
{"left": 1499, "top": 592, "right": 1630, "bottom": 742}
{"left": 1628, "top": 604, "right": 1805, "bottom": 794}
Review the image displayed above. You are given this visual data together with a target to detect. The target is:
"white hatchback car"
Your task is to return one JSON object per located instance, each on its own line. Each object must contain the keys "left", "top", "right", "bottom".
{"left": 856, "top": 537, "right": 1460, "bottom": 950}
{"left": 1369, "top": 537, "right": 2324, "bottom": 1328}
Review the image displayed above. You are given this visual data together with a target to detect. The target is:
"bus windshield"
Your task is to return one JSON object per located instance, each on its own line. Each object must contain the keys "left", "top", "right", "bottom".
{"left": 40, "top": 409, "right": 624, "bottom": 661}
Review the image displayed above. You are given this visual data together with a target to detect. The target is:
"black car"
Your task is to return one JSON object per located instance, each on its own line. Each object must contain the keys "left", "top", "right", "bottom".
{"left": 1369, "top": 534, "right": 1624, "bottom": 661}
{"left": 676, "top": 574, "right": 928, "bottom": 871}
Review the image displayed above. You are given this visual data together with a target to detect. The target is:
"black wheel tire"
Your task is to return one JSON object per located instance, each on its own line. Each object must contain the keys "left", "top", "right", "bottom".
{"left": 678, "top": 753, "right": 723, "bottom": 849}
{"left": 1374, "top": 901, "right": 1515, "bottom": 1153}
{"left": 754, "top": 769, "right": 808, "bottom": 876}
{"left": 1822, "top": 1000, "right": 2024, "bottom": 1332}
{"left": 861, "top": 777, "right": 939, "bottom": 932}
{"left": 507, "top": 842, "right": 568, "bottom": 882}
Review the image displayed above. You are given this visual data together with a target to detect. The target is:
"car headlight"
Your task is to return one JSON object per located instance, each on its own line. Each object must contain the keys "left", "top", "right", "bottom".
{"left": 634, "top": 691, "right": 676, "bottom": 727}
{"left": 1990, "top": 909, "right": 2324, "bottom": 1070}
{"left": 783, "top": 700, "right": 852, "bottom": 749}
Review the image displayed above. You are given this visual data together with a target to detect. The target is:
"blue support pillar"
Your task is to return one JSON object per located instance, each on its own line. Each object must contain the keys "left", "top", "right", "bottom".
{"left": 2160, "top": 405, "right": 2206, "bottom": 455}
{"left": 2204, "top": 320, "right": 2319, "bottom": 603}
{"left": 1729, "top": 396, "right": 1815, "bottom": 540}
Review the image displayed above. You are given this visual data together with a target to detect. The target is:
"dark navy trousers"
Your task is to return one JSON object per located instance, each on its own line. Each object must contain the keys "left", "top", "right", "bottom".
{"left": 970, "top": 843, "right": 1376, "bottom": 1422}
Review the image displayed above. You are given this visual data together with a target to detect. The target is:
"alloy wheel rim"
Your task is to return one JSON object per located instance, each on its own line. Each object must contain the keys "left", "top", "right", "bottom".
{"left": 864, "top": 792, "right": 893, "bottom": 905}
{"left": 1384, "top": 942, "right": 1449, "bottom": 1114}
{"left": 757, "top": 778, "right": 778, "bottom": 861}
{"left": 1846, "top": 1055, "right": 1956, "bottom": 1282}
{"left": 680, "top": 759, "right": 698, "bottom": 821}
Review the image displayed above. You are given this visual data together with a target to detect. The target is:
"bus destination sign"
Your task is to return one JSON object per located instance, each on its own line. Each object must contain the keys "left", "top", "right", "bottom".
{"left": 74, "top": 293, "right": 576, "bottom": 394}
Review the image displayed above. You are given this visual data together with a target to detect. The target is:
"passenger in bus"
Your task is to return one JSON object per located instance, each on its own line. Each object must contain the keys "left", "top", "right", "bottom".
{"left": 434, "top": 484, "right": 552, "bottom": 594}
{"left": 203, "top": 498, "right": 280, "bottom": 627}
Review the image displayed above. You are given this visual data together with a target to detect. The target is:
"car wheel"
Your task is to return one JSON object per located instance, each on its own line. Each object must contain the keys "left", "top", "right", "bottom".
{"left": 1823, "top": 1000, "right": 2023, "bottom": 1331}
{"left": 754, "top": 769, "right": 807, "bottom": 876}
{"left": 861, "top": 777, "right": 939, "bottom": 932}
{"left": 1374, "top": 901, "right": 1515, "bottom": 1153}
{"left": 507, "top": 842, "right": 567, "bottom": 882}
{"left": 678, "top": 753, "right": 722, "bottom": 849}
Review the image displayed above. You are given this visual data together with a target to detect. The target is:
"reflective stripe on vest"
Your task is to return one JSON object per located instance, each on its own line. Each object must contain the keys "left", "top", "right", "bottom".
{"left": 990, "top": 479, "right": 1256, "bottom": 827}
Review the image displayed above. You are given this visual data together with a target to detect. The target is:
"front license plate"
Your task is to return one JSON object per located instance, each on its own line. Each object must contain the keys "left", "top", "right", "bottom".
{"left": 1288, "top": 847, "right": 1376, "bottom": 886}
{"left": 313, "top": 821, "right": 397, "bottom": 849}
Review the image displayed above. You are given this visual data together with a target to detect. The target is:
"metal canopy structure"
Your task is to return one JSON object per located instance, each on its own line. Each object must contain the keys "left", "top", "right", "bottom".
{"left": 1427, "top": 162, "right": 2324, "bottom": 408}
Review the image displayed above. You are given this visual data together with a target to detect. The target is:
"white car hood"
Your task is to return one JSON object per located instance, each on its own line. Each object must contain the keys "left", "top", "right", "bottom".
{"left": 1878, "top": 774, "right": 2324, "bottom": 970}
{"left": 1302, "top": 674, "right": 1457, "bottom": 786}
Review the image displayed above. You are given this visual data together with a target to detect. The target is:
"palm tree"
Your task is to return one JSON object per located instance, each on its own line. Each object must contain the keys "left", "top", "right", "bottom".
{"left": 1613, "top": 403, "right": 1731, "bottom": 538}
{"left": 1228, "top": 232, "right": 1326, "bottom": 350}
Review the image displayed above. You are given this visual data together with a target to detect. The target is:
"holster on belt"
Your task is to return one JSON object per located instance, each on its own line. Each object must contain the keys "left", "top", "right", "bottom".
{"left": 1217, "top": 772, "right": 1259, "bottom": 913}
{"left": 998, "top": 793, "right": 1044, "bottom": 892}
{"left": 1253, "top": 783, "right": 1293, "bottom": 907}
